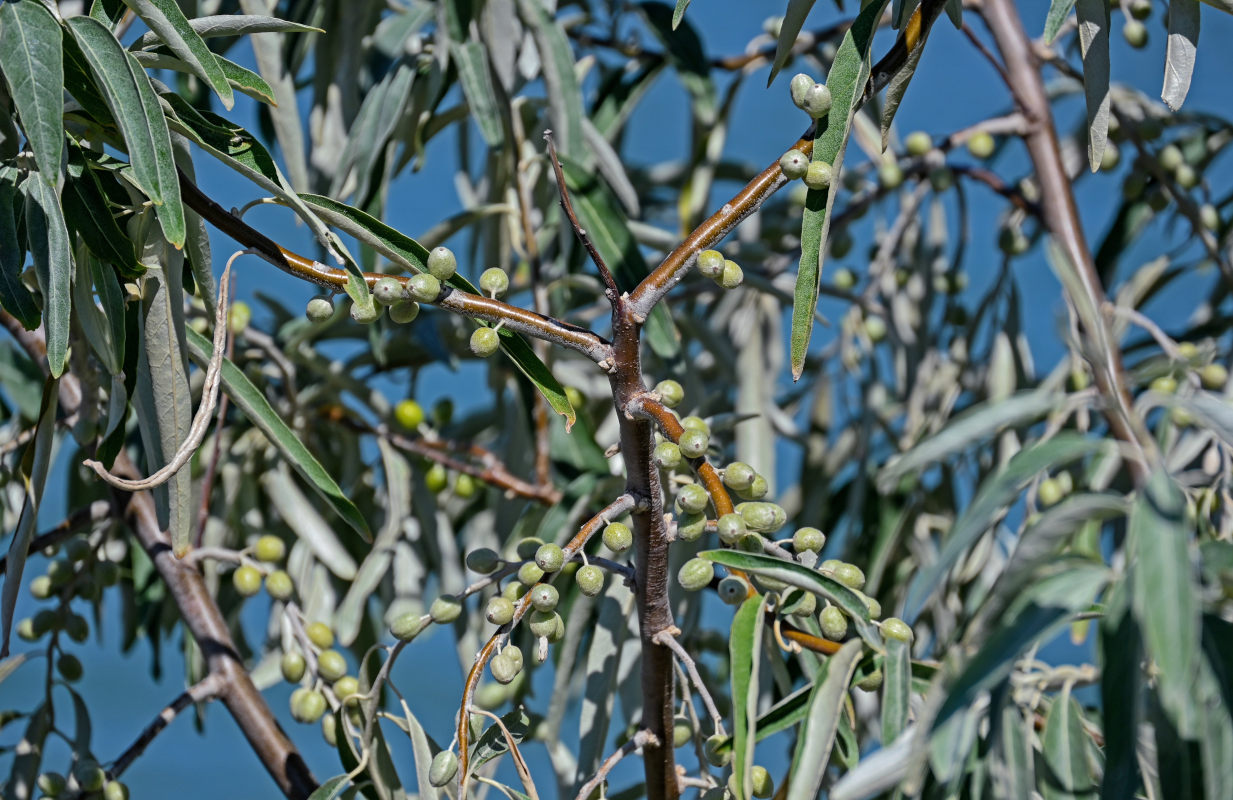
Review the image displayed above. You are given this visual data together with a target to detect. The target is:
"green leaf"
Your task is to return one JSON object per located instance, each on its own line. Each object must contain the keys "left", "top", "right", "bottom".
{"left": 786, "top": 640, "right": 863, "bottom": 800}
{"left": 994, "top": 701, "right": 1034, "bottom": 800}
{"left": 878, "top": 9, "right": 938, "bottom": 150}
{"left": 790, "top": 0, "right": 889, "bottom": 378}
{"left": 66, "top": 16, "right": 185, "bottom": 246}
{"left": 295, "top": 193, "right": 575, "bottom": 428}
{"left": 131, "top": 14, "right": 323, "bottom": 49}
{"left": 517, "top": 0, "right": 584, "bottom": 157}
{"left": 0, "top": 169, "right": 39, "bottom": 329}
{"left": 261, "top": 466, "right": 359, "bottom": 580}
{"left": 0, "top": 0, "right": 64, "bottom": 182}
{"left": 1129, "top": 470, "right": 1199, "bottom": 737}
{"left": 1162, "top": 0, "right": 1200, "bottom": 110}
{"left": 307, "top": 775, "right": 351, "bottom": 800}
{"left": 185, "top": 325, "right": 371, "bottom": 543}
{"left": 121, "top": 0, "right": 234, "bottom": 108}
{"left": 672, "top": 0, "right": 691, "bottom": 28}
{"left": 903, "top": 434, "right": 1103, "bottom": 620}
{"left": 1098, "top": 582, "right": 1141, "bottom": 800}
{"left": 769, "top": 0, "right": 818, "bottom": 86}
{"left": 1041, "top": 686, "right": 1097, "bottom": 800}
{"left": 1043, "top": 0, "right": 1077, "bottom": 43}
{"left": 130, "top": 50, "right": 278, "bottom": 105}
{"left": 0, "top": 653, "right": 29, "bottom": 686}
{"left": 1075, "top": 0, "right": 1111, "bottom": 172}
{"left": 881, "top": 636, "right": 910, "bottom": 745}
{"left": 638, "top": 3, "right": 716, "bottom": 118}
{"left": 1, "top": 704, "right": 49, "bottom": 800}
{"left": 64, "top": 154, "right": 141, "bottom": 278}
{"left": 730, "top": 595, "right": 768, "bottom": 800}
{"left": 22, "top": 173, "right": 73, "bottom": 377}
{"left": 701, "top": 549, "right": 879, "bottom": 647}
{"left": 452, "top": 41, "right": 504, "bottom": 147}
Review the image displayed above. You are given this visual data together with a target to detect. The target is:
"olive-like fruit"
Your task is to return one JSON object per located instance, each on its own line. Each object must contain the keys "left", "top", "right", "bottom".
{"left": 677, "top": 558, "right": 715, "bottom": 591}
{"left": 350, "top": 300, "right": 380, "bottom": 324}
{"left": 576, "top": 565, "right": 605, "bottom": 596}
{"left": 967, "top": 131, "right": 995, "bottom": 160}
{"left": 928, "top": 167, "right": 953, "bottom": 193}
{"left": 1122, "top": 20, "right": 1148, "bottom": 48}
{"left": 676, "top": 484, "right": 710, "bottom": 515}
{"left": 535, "top": 543, "right": 566, "bottom": 573}
{"left": 697, "top": 249, "right": 725, "bottom": 280}
{"left": 863, "top": 315, "right": 888, "bottom": 343}
{"left": 281, "top": 651, "right": 307, "bottom": 682}
{"left": 681, "top": 415, "right": 709, "bottom": 433}
{"left": 322, "top": 714, "right": 338, "bottom": 746}
{"left": 737, "top": 532, "right": 765, "bottom": 554}
{"left": 501, "top": 582, "right": 527, "bottom": 602}
{"left": 425, "top": 463, "right": 449, "bottom": 493}
{"left": 16, "top": 617, "right": 38, "bottom": 641}
{"left": 717, "top": 576, "right": 749, "bottom": 605}
{"left": 307, "top": 622, "right": 335, "bottom": 649}
{"left": 833, "top": 562, "right": 866, "bottom": 590}
{"left": 479, "top": 268, "right": 509, "bottom": 296}
{"left": 333, "top": 675, "right": 361, "bottom": 704}
{"left": 1150, "top": 375, "right": 1178, "bottom": 395}
{"left": 882, "top": 617, "right": 913, "bottom": 642}
{"left": 454, "top": 473, "right": 478, "bottom": 498}
{"left": 408, "top": 273, "right": 441, "bottom": 303}
{"left": 64, "top": 538, "right": 91, "bottom": 562}
{"left": 516, "top": 537, "right": 544, "bottom": 560}
{"left": 502, "top": 644, "right": 524, "bottom": 672}
{"left": 673, "top": 715, "right": 693, "bottom": 748}
{"left": 793, "top": 527, "right": 826, "bottom": 553}
{"left": 254, "top": 535, "right": 286, "bottom": 563}
{"left": 1200, "top": 363, "right": 1228, "bottom": 389}
{"left": 1100, "top": 143, "right": 1121, "bottom": 172}
{"left": 654, "top": 441, "right": 682, "bottom": 468}
{"left": 63, "top": 613, "right": 88, "bottom": 643}
{"left": 372, "top": 276, "right": 404, "bottom": 306}
{"left": 784, "top": 589, "right": 817, "bottom": 617}
{"left": 832, "top": 267, "right": 857, "bottom": 291}
{"left": 655, "top": 379, "right": 685, "bottom": 407}
{"left": 530, "top": 584, "right": 560, "bottom": 612}
{"left": 427, "top": 246, "right": 457, "bottom": 280}
{"left": 73, "top": 760, "right": 106, "bottom": 792}
{"left": 738, "top": 502, "right": 787, "bottom": 533}
{"left": 905, "top": 131, "right": 932, "bottom": 157}
{"left": 518, "top": 562, "right": 545, "bottom": 586}
{"left": 717, "top": 259, "right": 744, "bottom": 289}
{"left": 716, "top": 513, "right": 747, "bottom": 545}
{"left": 779, "top": 149, "right": 809, "bottom": 180}
{"left": 467, "top": 548, "right": 501, "bottom": 574}
{"left": 58, "top": 653, "right": 83, "bottom": 682}
{"left": 395, "top": 399, "right": 425, "bottom": 430}
{"left": 470, "top": 327, "right": 500, "bottom": 357}
{"left": 528, "top": 610, "right": 561, "bottom": 638}
{"left": 290, "top": 688, "right": 327, "bottom": 723}
{"left": 1129, "top": 0, "right": 1151, "bottom": 19}
{"left": 789, "top": 73, "right": 814, "bottom": 108}
{"left": 820, "top": 606, "right": 848, "bottom": 640}
{"left": 1199, "top": 204, "right": 1221, "bottom": 231}
{"left": 429, "top": 750, "right": 460, "bottom": 787}
{"left": 266, "top": 570, "right": 294, "bottom": 601}
{"left": 704, "top": 734, "right": 730, "bottom": 767}
{"left": 860, "top": 591, "right": 883, "bottom": 619}
{"left": 803, "top": 161, "right": 833, "bottom": 191}
{"left": 104, "top": 780, "right": 130, "bottom": 800}
{"left": 738, "top": 473, "right": 769, "bottom": 500}
{"left": 751, "top": 765, "right": 774, "bottom": 798}
{"left": 37, "top": 772, "right": 67, "bottom": 796}
{"left": 723, "top": 462, "right": 756, "bottom": 492}
{"left": 678, "top": 429, "right": 709, "bottom": 459}
{"left": 391, "top": 612, "right": 425, "bottom": 641}
{"left": 878, "top": 161, "right": 904, "bottom": 189}
{"left": 228, "top": 300, "right": 251, "bottom": 334}
{"left": 801, "top": 83, "right": 832, "bottom": 118}
{"left": 306, "top": 296, "right": 335, "bottom": 322}
{"left": 316, "top": 649, "right": 347, "bottom": 682}
{"left": 430, "top": 595, "right": 463, "bottom": 623}
{"left": 486, "top": 596, "right": 516, "bottom": 625}
{"left": 856, "top": 669, "right": 884, "bottom": 691}
{"left": 1038, "top": 477, "right": 1064, "bottom": 508}
{"left": 388, "top": 300, "right": 420, "bottom": 324}
{"left": 29, "top": 575, "right": 53, "bottom": 600}
{"left": 232, "top": 565, "right": 262, "bottom": 597}
{"left": 603, "top": 522, "right": 633, "bottom": 553}
{"left": 1175, "top": 163, "right": 1198, "bottom": 190}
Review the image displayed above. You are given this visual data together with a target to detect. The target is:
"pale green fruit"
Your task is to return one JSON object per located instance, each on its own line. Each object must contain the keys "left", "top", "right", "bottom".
{"left": 427, "top": 246, "right": 457, "bottom": 280}
{"left": 306, "top": 296, "right": 335, "bottom": 322}
{"left": 882, "top": 617, "right": 913, "bottom": 642}
{"left": 281, "top": 651, "right": 307, "bottom": 682}
{"left": 803, "top": 161, "right": 833, "bottom": 191}
{"left": 408, "top": 273, "right": 441, "bottom": 302}
{"left": 717, "top": 259, "right": 744, "bottom": 289}
{"left": 677, "top": 558, "right": 715, "bottom": 591}
{"left": 696, "top": 249, "right": 725, "bottom": 279}
{"left": 388, "top": 300, "right": 420, "bottom": 323}
{"left": 905, "top": 131, "right": 932, "bottom": 156}
{"left": 678, "top": 429, "right": 709, "bottom": 459}
{"left": 820, "top": 606, "right": 848, "bottom": 640}
{"left": 429, "top": 751, "right": 460, "bottom": 787}
{"left": 316, "top": 649, "right": 347, "bottom": 682}
{"left": 655, "top": 379, "right": 685, "bottom": 407}
{"left": 372, "top": 276, "right": 404, "bottom": 306}
{"left": 723, "top": 462, "right": 756, "bottom": 492}
{"left": 779, "top": 149, "right": 809, "bottom": 180}
{"left": 430, "top": 594, "right": 463, "bottom": 623}
{"left": 470, "top": 327, "right": 500, "bottom": 357}
{"left": 479, "top": 268, "right": 509, "bottom": 296}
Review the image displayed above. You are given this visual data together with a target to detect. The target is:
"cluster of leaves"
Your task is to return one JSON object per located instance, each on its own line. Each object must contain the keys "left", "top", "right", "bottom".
{"left": 2, "top": 1, "right": 1233, "bottom": 799}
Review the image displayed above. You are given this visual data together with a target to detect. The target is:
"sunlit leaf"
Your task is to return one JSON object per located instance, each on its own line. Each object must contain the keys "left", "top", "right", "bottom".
{"left": 1041, "top": 686, "right": 1097, "bottom": 800}
{"left": 0, "top": 0, "right": 63, "bottom": 182}
{"left": 786, "top": 640, "right": 863, "bottom": 800}
{"left": 1043, "top": 0, "right": 1077, "bottom": 43}
{"left": 1075, "top": 0, "right": 1111, "bottom": 172}
{"left": 730, "top": 595, "right": 768, "bottom": 800}
{"left": 769, "top": 0, "right": 818, "bottom": 87}
{"left": 1162, "top": 0, "right": 1199, "bottom": 111}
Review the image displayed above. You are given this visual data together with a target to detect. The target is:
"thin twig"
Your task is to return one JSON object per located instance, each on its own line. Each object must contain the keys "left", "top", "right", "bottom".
{"left": 110, "top": 673, "right": 224, "bottom": 778}
{"left": 575, "top": 730, "right": 659, "bottom": 800}
{"left": 544, "top": 130, "right": 620, "bottom": 302}
{"left": 0, "top": 501, "right": 109, "bottom": 576}
{"left": 653, "top": 627, "right": 725, "bottom": 735}
{"left": 468, "top": 708, "right": 540, "bottom": 800}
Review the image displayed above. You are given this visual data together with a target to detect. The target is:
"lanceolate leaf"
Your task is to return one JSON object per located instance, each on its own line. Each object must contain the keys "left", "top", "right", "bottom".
{"left": 730, "top": 595, "right": 768, "bottom": 800}
{"left": 769, "top": 0, "right": 818, "bottom": 87}
{"left": 881, "top": 636, "right": 911, "bottom": 745}
{"left": 121, "top": 0, "right": 235, "bottom": 109}
{"left": 790, "top": 0, "right": 889, "bottom": 379}
{"left": 452, "top": 41, "right": 504, "bottom": 147}
{"left": 1041, "top": 686, "right": 1097, "bottom": 800}
{"left": 786, "top": 640, "right": 864, "bottom": 800}
{"left": 1075, "top": 0, "right": 1111, "bottom": 172}
{"left": 63, "top": 156, "right": 141, "bottom": 278}
{"left": 1043, "top": 0, "right": 1077, "bottom": 43}
{"left": 185, "top": 326, "right": 372, "bottom": 542}
{"left": 1162, "top": 0, "right": 1200, "bottom": 111}
{"left": 22, "top": 174, "right": 73, "bottom": 377}
{"left": 306, "top": 775, "right": 350, "bottom": 800}
{"left": 130, "top": 51, "right": 278, "bottom": 105}
{"left": 0, "top": 0, "right": 64, "bottom": 182}
{"left": 131, "top": 14, "right": 323, "bottom": 49}
{"left": 66, "top": 16, "right": 186, "bottom": 247}
{"left": 517, "top": 0, "right": 584, "bottom": 158}
{"left": 672, "top": 0, "right": 691, "bottom": 29}
{"left": 0, "top": 169, "right": 40, "bottom": 329}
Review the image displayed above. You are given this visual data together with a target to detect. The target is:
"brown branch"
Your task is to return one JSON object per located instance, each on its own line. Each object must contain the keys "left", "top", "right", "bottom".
{"left": 384, "top": 428, "right": 562, "bottom": 505}
{"left": 111, "top": 674, "right": 223, "bottom": 778}
{"left": 575, "top": 730, "right": 659, "bottom": 800}
{"left": 544, "top": 131, "right": 620, "bottom": 302}
{"left": 624, "top": 394, "right": 734, "bottom": 518}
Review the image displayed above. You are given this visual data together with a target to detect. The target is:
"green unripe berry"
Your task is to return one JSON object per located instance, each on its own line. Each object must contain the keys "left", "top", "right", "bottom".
{"left": 1174, "top": 163, "right": 1198, "bottom": 189}
{"left": 333, "top": 675, "right": 361, "bottom": 704}
{"left": 502, "top": 644, "right": 524, "bottom": 672}
{"left": 454, "top": 473, "right": 478, "bottom": 498}
{"left": 306, "top": 296, "right": 335, "bottom": 322}
{"left": 801, "top": 82, "right": 832, "bottom": 118}
{"left": 856, "top": 669, "right": 884, "bottom": 691}
{"left": 64, "top": 538, "right": 91, "bottom": 562}
{"left": 1100, "top": 143, "right": 1121, "bottom": 172}
{"left": 751, "top": 765, "right": 774, "bottom": 798}
{"left": 1123, "top": 20, "right": 1148, "bottom": 48}
{"left": 427, "top": 246, "right": 457, "bottom": 280}
{"left": 1038, "top": 477, "right": 1064, "bottom": 508}
{"left": 820, "top": 606, "right": 848, "bottom": 640}
{"left": 676, "top": 483, "right": 710, "bottom": 515}
{"left": 717, "top": 576, "right": 749, "bottom": 605}
{"left": 576, "top": 565, "right": 605, "bottom": 596}
{"left": 928, "top": 167, "right": 953, "bottom": 193}
{"left": 673, "top": 716, "right": 693, "bottom": 748}
{"left": 864, "top": 315, "right": 888, "bottom": 342}
{"left": 1200, "top": 363, "right": 1228, "bottom": 389}
{"left": 518, "top": 562, "right": 545, "bottom": 586}
{"left": 37, "top": 772, "right": 67, "bottom": 796}
{"left": 395, "top": 399, "right": 425, "bottom": 430}
{"left": 1177, "top": 341, "right": 1200, "bottom": 361}
{"left": 516, "top": 537, "right": 544, "bottom": 560}
{"left": 738, "top": 502, "right": 787, "bottom": 533}
{"left": 322, "top": 714, "right": 338, "bottom": 746}
{"left": 717, "top": 259, "right": 744, "bottom": 289}
{"left": 1129, "top": 0, "right": 1151, "bottom": 19}
{"left": 73, "top": 761, "right": 106, "bottom": 792}
{"left": 290, "top": 688, "right": 327, "bottom": 723}
{"left": 57, "top": 653, "right": 83, "bottom": 682}
{"left": 1159, "top": 144, "right": 1184, "bottom": 172}
{"left": 789, "top": 73, "right": 814, "bottom": 108}
{"left": 833, "top": 267, "right": 857, "bottom": 291}
{"left": 104, "top": 780, "right": 130, "bottom": 800}
{"left": 882, "top": 617, "right": 913, "bottom": 642}
{"left": 388, "top": 300, "right": 420, "bottom": 324}
{"left": 486, "top": 596, "right": 516, "bottom": 625}
{"left": 64, "top": 613, "right": 89, "bottom": 643}
{"left": 535, "top": 543, "right": 566, "bottom": 573}
{"left": 681, "top": 415, "right": 709, "bottom": 433}
{"left": 861, "top": 591, "right": 883, "bottom": 619}
{"left": 998, "top": 226, "right": 1029, "bottom": 255}
{"left": 228, "top": 300, "right": 251, "bottom": 334}
{"left": 307, "top": 622, "right": 335, "bottom": 649}
{"left": 653, "top": 441, "right": 682, "bottom": 468}
{"left": 967, "top": 131, "right": 995, "bottom": 159}
{"left": 266, "top": 570, "right": 294, "bottom": 601}
{"left": 696, "top": 249, "right": 725, "bottom": 279}
{"left": 372, "top": 276, "right": 404, "bottom": 306}
{"left": 1200, "top": 203, "right": 1221, "bottom": 231}
{"left": 29, "top": 575, "right": 53, "bottom": 599}
{"left": 878, "top": 161, "right": 904, "bottom": 189}
{"left": 793, "top": 527, "right": 826, "bottom": 553}
{"left": 470, "top": 327, "right": 500, "bottom": 357}
{"left": 46, "top": 559, "right": 73, "bottom": 587}
{"left": 1150, "top": 375, "right": 1178, "bottom": 395}
{"left": 429, "top": 750, "right": 460, "bottom": 787}
{"left": 678, "top": 429, "right": 709, "bottom": 459}
{"left": 425, "top": 463, "right": 449, "bottom": 493}
{"left": 803, "top": 161, "right": 833, "bottom": 191}
{"left": 655, "top": 379, "right": 685, "bottom": 407}
{"left": 779, "top": 149, "right": 809, "bottom": 180}
{"left": 738, "top": 473, "right": 769, "bottom": 500}
{"left": 501, "top": 581, "right": 528, "bottom": 602}
{"left": 479, "top": 268, "right": 509, "bottom": 296}
{"left": 408, "top": 273, "right": 441, "bottom": 303}
{"left": 833, "top": 562, "right": 866, "bottom": 590}
{"left": 905, "top": 131, "right": 932, "bottom": 157}
{"left": 716, "top": 513, "right": 747, "bottom": 545}
{"left": 677, "top": 558, "right": 715, "bottom": 591}
{"left": 281, "top": 651, "right": 307, "bottom": 682}
{"left": 704, "top": 734, "right": 730, "bottom": 767}
{"left": 350, "top": 300, "right": 380, "bottom": 324}
{"left": 528, "top": 609, "right": 561, "bottom": 638}
{"left": 232, "top": 565, "right": 262, "bottom": 597}
{"left": 254, "top": 535, "right": 286, "bottom": 563}
{"left": 723, "top": 462, "right": 756, "bottom": 492}
{"left": 784, "top": 589, "right": 816, "bottom": 617}
{"left": 676, "top": 511, "right": 707, "bottom": 542}
{"left": 430, "top": 594, "right": 463, "bottom": 623}
{"left": 466, "top": 548, "right": 501, "bottom": 574}
{"left": 16, "top": 617, "right": 38, "bottom": 641}
{"left": 530, "top": 584, "right": 560, "bottom": 612}
{"left": 316, "top": 649, "right": 347, "bottom": 682}
{"left": 737, "top": 532, "right": 765, "bottom": 554}
{"left": 603, "top": 522, "right": 633, "bottom": 553}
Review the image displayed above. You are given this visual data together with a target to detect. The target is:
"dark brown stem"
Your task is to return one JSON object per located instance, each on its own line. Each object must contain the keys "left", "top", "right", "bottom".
{"left": 544, "top": 131, "right": 621, "bottom": 302}
{"left": 111, "top": 674, "right": 223, "bottom": 778}
{"left": 383, "top": 428, "right": 562, "bottom": 505}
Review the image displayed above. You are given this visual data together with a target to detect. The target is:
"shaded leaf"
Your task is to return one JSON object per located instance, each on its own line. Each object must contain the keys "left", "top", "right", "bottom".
{"left": 0, "top": 0, "right": 64, "bottom": 181}
{"left": 518, "top": 0, "right": 584, "bottom": 157}
{"left": 307, "top": 775, "right": 351, "bottom": 800}
{"left": 1042, "top": 686, "right": 1097, "bottom": 800}
{"left": 22, "top": 173, "right": 72, "bottom": 377}
{"left": 730, "top": 595, "right": 768, "bottom": 800}
{"left": 1075, "top": 0, "right": 1111, "bottom": 172}
{"left": 1099, "top": 581, "right": 1141, "bottom": 800}
{"left": 881, "top": 636, "right": 910, "bottom": 745}
{"left": 131, "top": 14, "right": 323, "bottom": 49}
{"left": 1162, "top": 0, "right": 1200, "bottom": 110}
{"left": 0, "top": 168, "right": 39, "bottom": 329}
{"left": 786, "top": 640, "right": 863, "bottom": 800}
{"left": 63, "top": 155, "right": 141, "bottom": 278}
{"left": 769, "top": 0, "right": 818, "bottom": 87}
{"left": 452, "top": 41, "right": 504, "bottom": 147}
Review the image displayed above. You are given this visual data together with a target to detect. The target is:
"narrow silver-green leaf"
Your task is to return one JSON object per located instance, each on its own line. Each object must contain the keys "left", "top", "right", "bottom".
{"left": 1129, "top": 470, "right": 1199, "bottom": 737}
{"left": 993, "top": 703, "right": 1034, "bottom": 800}
{"left": 0, "top": 169, "right": 39, "bottom": 329}
{"left": 730, "top": 595, "right": 768, "bottom": 800}
{"left": 184, "top": 325, "right": 371, "bottom": 542}
{"left": 768, "top": 0, "right": 817, "bottom": 86}
{"left": 1162, "top": 0, "right": 1200, "bottom": 111}
{"left": 452, "top": 41, "right": 504, "bottom": 147}
{"left": 122, "top": 0, "right": 234, "bottom": 108}
{"left": 1041, "top": 686, "right": 1096, "bottom": 800}
{"left": 22, "top": 174, "right": 72, "bottom": 377}
{"left": 73, "top": 254, "right": 121, "bottom": 375}
{"left": 881, "top": 636, "right": 910, "bottom": 745}
{"left": 2, "top": 704, "right": 49, "bottom": 800}
{"left": 672, "top": 0, "right": 691, "bottom": 28}
{"left": 0, "top": 652, "right": 29, "bottom": 686}
{"left": 131, "top": 51, "right": 277, "bottom": 105}
{"left": 0, "top": 0, "right": 63, "bottom": 182}
{"left": 307, "top": 775, "right": 351, "bottom": 800}
{"left": 879, "top": 23, "right": 931, "bottom": 151}
{"left": 261, "top": 466, "right": 359, "bottom": 580}
{"left": 66, "top": 17, "right": 185, "bottom": 246}
{"left": 791, "top": 0, "right": 889, "bottom": 378}
{"left": 518, "top": 0, "right": 584, "bottom": 157}
{"left": 132, "top": 14, "right": 323, "bottom": 49}
{"left": 786, "top": 640, "right": 863, "bottom": 800}
{"left": 1075, "top": 0, "right": 1111, "bottom": 172}
{"left": 1043, "top": 0, "right": 1077, "bottom": 43}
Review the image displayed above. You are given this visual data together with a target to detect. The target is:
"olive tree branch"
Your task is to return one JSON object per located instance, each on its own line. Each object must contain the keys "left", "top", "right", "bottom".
{"left": 574, "top": 730, "right": 660, "bottom": 800}
{"left": 110, "top": 673, "right": 224, "bottom": 779}
{"left": 624, "top": 394, "right": 735, "bottom": 518}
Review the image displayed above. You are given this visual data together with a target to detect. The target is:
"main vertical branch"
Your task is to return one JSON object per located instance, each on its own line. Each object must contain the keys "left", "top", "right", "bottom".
{"left": 608, "top": 298, "right": 677, "bottom": 800}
